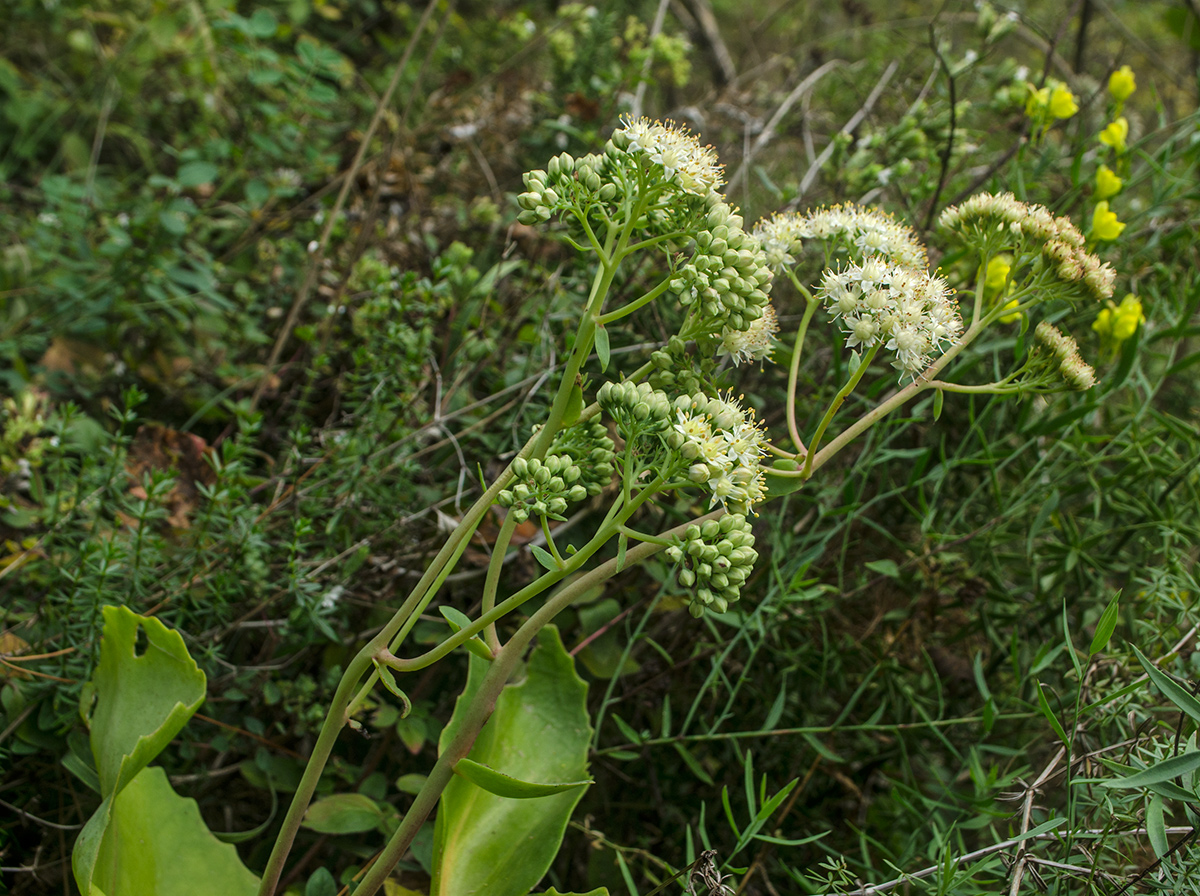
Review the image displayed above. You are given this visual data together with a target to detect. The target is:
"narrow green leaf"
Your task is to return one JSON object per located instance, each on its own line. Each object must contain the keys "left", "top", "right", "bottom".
{"left": 1035, "top": 680, "right": 1070, "bottom": 746}
{"left": 531, "top": 544, "right": 559, "bottom": 571}
{"left": 1101, "top": 750, "right": 1200, "bottom": 789}
{"left": 1146, "top": 794, "right": 1168, "bottom": 858}
{"left": 611, "top": 713, "right": 643, "bottom": 747}
{"left": 594, "top": 324, "right": 611, "bottom": 372}
{"left": 616, "top": 532, "right": 627, "bottom": 571}
{"left": 1089, "top": 591, "right": 1121, "bottom": 656}
{"left": 1062, "top": 600, "right": 1082, "bottom": 678}
{"left": 1134, "top": 645, "right": 1200, "bottom": 726}
{"left": 763, "top": 681, "right": 787, "bottom": 731}
{"left": 661, "top": 694, "right": 672, "bottom": 739}
{"left": 438, "top": 607, "right": 493, "bottom": 661}
{"left": 452, "top": 757, "right": 592, "bottom": 799}
{"left": 932, "top": 388, "right": 945, "bottom": 421}
{"left": 673, "top": 742, "right": 714, "bottom": 785}
{"left": 372, "top": 659, "right": 413, "bottom": 717}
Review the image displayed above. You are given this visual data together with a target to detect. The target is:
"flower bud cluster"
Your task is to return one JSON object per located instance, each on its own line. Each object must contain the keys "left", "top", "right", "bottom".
{"left": 669, "top": 199, "right": 774, "bottom": 333}
{"left": 596, "top": 380, "right": 674, "bottom": 433}
{"left": 664, "top": 513, "right": 758, "bottom": 616}
{"left": 817, "top": 260, "right": 962, "bottom": 375}
{"left": 648, "top": 335, "right": 705, "bottom": 396}
{"left": 1033, "top": 322, "right": 1097, "bottom": 391}
{"left": 1041, "top": 239, "right": 1117, "bottom": 300}
{"left": 938, "top": 192, "right": 1116, "bottom": 301}
{"left": 669, "top": 392, "right": 767, "bottom": 514}
{"left": 753, "top": 205, "right": 928, "bottom": 273}
{"left": 548, "top": 420, "right": 616, "bottom": 497}
{"left": 497, "top": 454, "right": 591, "bottom": 524}
{"left": 516, "top": 150, "right": 615, "bottom": 225}
{"left": 939, "top": 192, "right": 1085, "bottom": 247}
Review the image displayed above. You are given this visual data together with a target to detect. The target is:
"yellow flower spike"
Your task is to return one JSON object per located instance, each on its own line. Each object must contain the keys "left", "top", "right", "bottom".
{"left": 1095, "top": 164, "right": 1123, "bottom": 200}
{"left": 1108, "top": 65, "right": 1136, "bottom": 103}
{"left": 999, "top": 298, "right": 1022, "bottom": 324}
{"left": 1099, "top": 117, "right": 1129, "bottom": 153}
{"left": 1048, "top": 83, "right": 1079, "bottom": 119}
{"left": 1091, "top": 201, "right": 1126, "bottom": 241}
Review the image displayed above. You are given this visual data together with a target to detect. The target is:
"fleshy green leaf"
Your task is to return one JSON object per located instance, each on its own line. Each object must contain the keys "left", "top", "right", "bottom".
{"left": 594, "top": 325, "right": 611, "bottom": 372}
{"left": 302, "top": 793, "right": 388, "bottom": 834}
{"left": 432, "top": 626, "right": 591, "bottom": 896}
{"left": 763, "top": 458, "right": 805, "bottom": 498}
{"left": 79, "top": 766, "right": 258, "bottom": 896}
{"left": 563, "top": 379, "right": 584, "bottom": 427}
{"left": 86, "top": 605, "right": 207, "bottom": 796}
{"left": 932, "top": 388, "right": 945, "bottom": 421}
{"left": 531, "top": 544, "right": 559, "bottom": 571}
{"left": 453, "top": 757, "right": 591, "bottom": 799}
{"left": 439, "top": 607, "right": 494, "bottom": 661}
{"left": 74, "top": 606, "right": 212, "bottom": 894}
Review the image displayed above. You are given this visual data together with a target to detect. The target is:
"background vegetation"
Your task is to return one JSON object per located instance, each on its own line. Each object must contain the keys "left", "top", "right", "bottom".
{"left": 3, "top": 0, "right": 1200, "bottom": 893}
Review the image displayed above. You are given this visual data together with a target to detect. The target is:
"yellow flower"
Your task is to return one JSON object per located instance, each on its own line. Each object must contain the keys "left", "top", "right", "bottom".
{"left": 1094, "top": 294, "right": 1144, "bottom": 346}
{"left": 1095, "top": 164, "right": 1123, "bottom": 200}
{"left": 1025, "top": 86, "right": 1050, "bottom": 119}
{"left": 1112, "top": 294, "right": 1144, "bottom": 340}
{"left": 1048, "top": 84, "right": 1079, "bottom": 119}
{"left": 1091, "top": 202, "right": 1125, "bottom": 241}
{"left": 1099, "top": 117, "right": 1129, "bottom": 153}
{"left": 999, "top": 298, "right": 1021, "bottom": 324}
{"left": 1108, "top": 65, "right": 1136, "bottom": 103}
{"left": 984, "top": 256, "right": 1011, "bottom": 292}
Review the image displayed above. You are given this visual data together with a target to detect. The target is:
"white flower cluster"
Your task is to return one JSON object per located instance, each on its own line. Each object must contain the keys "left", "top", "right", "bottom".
{"left": 938, "top": 192, "right": 1116, "bottom": 300}
{"left": 612, "top": 116, "right": 724, "bottom": 196}
{"left": 719, "top": 304, "right": 778, "bottom": 365}
{"left": 752, "top": 205, "right": 928, "bottom": 272}
{"left": 669, "top": 199, "right": 774, "bottom": 333}
{"left": 817, "top": 259, "right": 962, "bottom": 375}
{"left": 670, "top": 392, "right": 768, "bottom": 513}
{"left": 1034, "top": 322, "right": 1097, "bottom": 391}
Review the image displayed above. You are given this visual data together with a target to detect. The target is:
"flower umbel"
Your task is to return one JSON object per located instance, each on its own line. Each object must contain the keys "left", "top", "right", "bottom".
{"left": 613, "top": 116, "right": 724, "bottom": 196}
{"left": 817, "top": 260, "right": 961, "bottom": 376}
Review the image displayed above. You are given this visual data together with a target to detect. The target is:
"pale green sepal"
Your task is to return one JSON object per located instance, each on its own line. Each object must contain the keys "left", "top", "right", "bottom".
{"left": 432, "top": 625, "right": 591, "bottom": 896}
{"left": 452, "top": 757, "right": 592, "bottom": 799}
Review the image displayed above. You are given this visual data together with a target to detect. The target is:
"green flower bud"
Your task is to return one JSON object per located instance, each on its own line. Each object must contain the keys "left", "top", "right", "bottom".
{"left": 679, "top": 567, "right": 696, "bottom": 587}
{"left": 711, "top": 573, "right": 729, "bottom": 589}
{"left": 534, "top": 466, "right": 551, "bottom": 485}
{"left": 564, "top": 465, "right": 581, "bottom": 483}
{"left": 511, "top": 458, "right": 528, "bottom": 478}
{"left": 513, "top": 483, "right": 531, "bottom": 501}
{"left": 549, "top": 497, "right": 568, "bottom": 514}
{"left": 633, "top": 402, "right": 651, "bottom": 421}
{"left": 585, "top": 170, "right": 601, "bottom": 192}
{"left": 666, "top": 545, "right": 683, "bottom": 563}
{"left": 568, "top": 484, "right": 588, "bottom": 502}
{"left": 599, "top": 182, "right": 617, "bottom": 200}
{"left": 686, "top": 524, "right": 701, "bottom": 541}
{"left": 497, "top": 490, "right": 514, "bottom": 507}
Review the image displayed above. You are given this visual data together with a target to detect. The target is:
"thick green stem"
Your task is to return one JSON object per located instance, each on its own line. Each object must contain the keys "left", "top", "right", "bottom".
{"left": 348, "top": 512, "right": 715, "bottom": 896}
{"left": 481, "top": 514, "right": 517, "bottom": 653}
{"left": 803, "top": 343, "right": 880, "bottom": 476}
{"left": 784, "top": 272, "right": 820, "bottom": 454}
{"left": 806, "top": 317, "right": 988, "bottom": 478}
